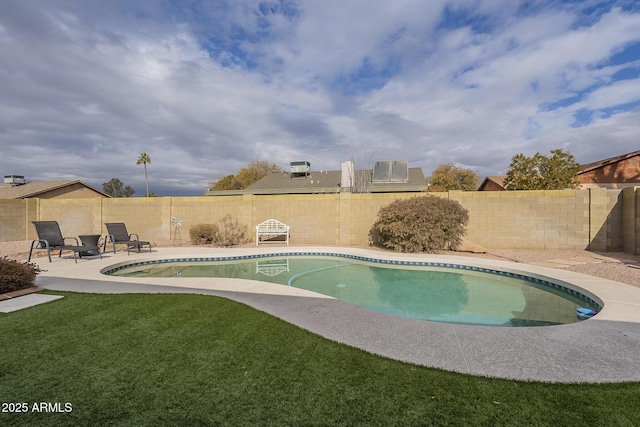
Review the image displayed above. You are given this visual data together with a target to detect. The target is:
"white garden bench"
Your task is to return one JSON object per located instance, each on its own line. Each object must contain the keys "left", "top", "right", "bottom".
{"left": 256, "top": 219, "right": 290, "bottom": 245}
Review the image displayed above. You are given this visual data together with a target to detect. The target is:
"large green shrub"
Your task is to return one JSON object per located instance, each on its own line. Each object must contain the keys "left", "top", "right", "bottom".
{"left": 0, "top": 257, "right": 41, "bottom": 294}
{"left": 189, "top": 215, "right": 250, "bottom": 246}
{"left": 369, "top": 196, "right": 469, "bottom": 253}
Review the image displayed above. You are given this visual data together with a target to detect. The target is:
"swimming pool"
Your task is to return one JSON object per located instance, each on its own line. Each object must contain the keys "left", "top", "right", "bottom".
{"left": 104, "top": 253, "right": 601, "bottom": 327}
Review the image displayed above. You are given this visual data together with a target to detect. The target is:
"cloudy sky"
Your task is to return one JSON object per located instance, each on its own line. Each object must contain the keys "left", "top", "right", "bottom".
{"left": 1, "top": 0, "right": 639, "bottom": 196}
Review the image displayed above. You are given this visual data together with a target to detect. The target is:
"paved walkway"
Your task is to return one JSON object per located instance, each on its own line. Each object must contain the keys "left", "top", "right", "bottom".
{"left": 16, "top": 246, "right": 640, "bottom": 383}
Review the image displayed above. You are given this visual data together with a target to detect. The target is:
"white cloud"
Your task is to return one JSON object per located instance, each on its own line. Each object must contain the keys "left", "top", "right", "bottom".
{"left": 583, "top": 78, "right": 640, "bottom": 109}
{"left": 0, "top": 1, "right": 638, "bottom": 194}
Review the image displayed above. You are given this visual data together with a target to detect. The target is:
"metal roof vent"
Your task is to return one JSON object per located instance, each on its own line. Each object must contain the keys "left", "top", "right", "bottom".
{"left": 4, "top": 175, "right": 26, "bottom": 186}
{"left": 290, "top": 161, "right": 310, "bottom": 178}
{"left": 372, "top": 160, "right": 408, "bottom": 183}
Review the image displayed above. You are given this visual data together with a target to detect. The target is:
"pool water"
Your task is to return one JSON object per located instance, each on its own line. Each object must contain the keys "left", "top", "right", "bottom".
{"left": 107, "top": 256, "right": 600, "bottom": 327}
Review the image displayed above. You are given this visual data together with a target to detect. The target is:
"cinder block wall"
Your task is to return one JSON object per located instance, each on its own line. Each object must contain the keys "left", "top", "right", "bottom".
{"left": 3, "top": 187, "right": 639, "bottom": 254}
{"left": 0, "top": 199, "right": 31, "bottom": 241}
{"left": 102, "top": 198, "right": 172, "bottom": 245}
{"left": 168, "top": 196, "right": 245, "bottom": 244}
{"left": 637, "top": 189, "right": 640, "bottom": 254}
{"left": 450, "top": 190, "right": 590, "bottom": 250}
{"left": 251, "top": 194, "right": 341, "bottom": 245}
{"left": 340, "top": 193, "right": 437, "bottom": 246}
{"left": 588, "top": 188, "right": 624, "bottom": 252}
{"left": 622, "top": 187, "right": 639, "bottom": 254}
{"left": 34, "top": 198, "right": 102, "bottom": 241}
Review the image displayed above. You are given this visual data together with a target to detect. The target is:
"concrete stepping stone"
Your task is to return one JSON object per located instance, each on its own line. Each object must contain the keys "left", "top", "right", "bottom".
{"left": 0, "top": 294, "right": 63, "bottom": 313}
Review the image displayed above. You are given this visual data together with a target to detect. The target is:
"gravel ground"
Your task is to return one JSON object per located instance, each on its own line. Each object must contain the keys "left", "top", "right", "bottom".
{"left": 464, "top": 248, "right": 640, "bottom": 288}
{"left": 2, "top": 240, "right": 639, "bottom": 288}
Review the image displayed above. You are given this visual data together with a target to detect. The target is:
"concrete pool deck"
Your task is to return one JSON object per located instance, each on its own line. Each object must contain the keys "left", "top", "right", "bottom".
{"left": 27, "top": 246, "right": 640, "bottom": 383}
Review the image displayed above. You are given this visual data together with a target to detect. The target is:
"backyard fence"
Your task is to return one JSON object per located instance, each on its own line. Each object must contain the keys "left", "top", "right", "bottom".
{"left": 1, "top": 187, "right": 638, "bottom": 254}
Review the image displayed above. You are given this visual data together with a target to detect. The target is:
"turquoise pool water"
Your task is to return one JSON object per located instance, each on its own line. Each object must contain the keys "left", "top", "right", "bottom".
{"left": 105, "top": 254, "right": 600, "bottom": 327}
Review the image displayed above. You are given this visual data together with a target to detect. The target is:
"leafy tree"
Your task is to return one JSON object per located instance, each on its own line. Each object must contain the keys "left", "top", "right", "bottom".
{"left": 235, "top": 161, "right": 282, "bottom": 188}
{"left": 211, "top": 175, "right": 240, "bottom": 191}
{"left": 504, "top": 149, "right": 580, "bottom": 190}
{"left": 503, "top": 153, "right": 539, "bottom": 190}
{"left": 537, "top": 149, "right": 581, "bottom": 190}
{"left": 102, "top": 178, "right": 135, "bottom": 198}
{"left": 427, "top": 163, "right": 480, "bottom": 191}
{"left": 210, "top": 161, "right": 281, "bottom": 190}
{"left": 136, "top": 152, "right": 151, "bottom": 197}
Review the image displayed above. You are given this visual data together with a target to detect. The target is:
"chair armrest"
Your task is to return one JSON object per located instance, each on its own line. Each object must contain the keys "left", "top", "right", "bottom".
{"left": 129, "top": 233, "right": 140, "bottom": 241}
{"left": 64, "top": 237, "right": 80, "bottom": 245}
{"left": 33, "top": 239, "right": 50, "bottom": 250}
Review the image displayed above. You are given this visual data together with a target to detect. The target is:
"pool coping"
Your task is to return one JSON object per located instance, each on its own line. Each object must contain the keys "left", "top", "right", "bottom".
{"left": 32, "top": 246, "right": 640, "bottom": 383}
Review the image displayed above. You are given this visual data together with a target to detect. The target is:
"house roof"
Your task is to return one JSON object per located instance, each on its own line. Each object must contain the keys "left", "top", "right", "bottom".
{"left": 478, "top": 176, "right": 506, "bottom": 191}
{"left": 0, "top": 180, "right": 110, "bottom": 199}
{"left": 579, "top": 149, "right": 640, "bottom": 174}
{"left": 248, "top": 170, "right": 343, "bottom": 193}
{"left": 248, "top": 168, "right": 427, "bottom": 194}
{"left": 205, "top": 167, "right": 427, "bottom": 195}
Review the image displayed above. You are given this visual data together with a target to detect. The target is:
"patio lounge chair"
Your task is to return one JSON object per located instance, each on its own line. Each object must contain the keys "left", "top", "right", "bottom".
{"left": 28, "top": 221, "right": 102, "bottom": 263}
{"left": 103, "top": 223, "right": 152, "bottom": 255}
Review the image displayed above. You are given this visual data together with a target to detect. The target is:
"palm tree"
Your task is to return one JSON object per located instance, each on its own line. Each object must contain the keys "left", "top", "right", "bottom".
{"left": 136, "top": 152, "right": 151, "bottom": 197}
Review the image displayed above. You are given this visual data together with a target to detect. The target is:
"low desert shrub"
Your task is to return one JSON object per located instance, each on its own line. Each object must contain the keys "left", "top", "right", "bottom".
{"left": 190, "top": 224, "right": 219, "bottom": 245}
{"left": 0, "top": 257, "right": 41, "bottom": 294}
{"left": 215, "top": 215, "right": 250, "bottom": 246}
{"left": 189, "top": 216, "right": 250, "bottom": 246}
{"left": 369, "top": 195, "right": 469, "bottom": 253}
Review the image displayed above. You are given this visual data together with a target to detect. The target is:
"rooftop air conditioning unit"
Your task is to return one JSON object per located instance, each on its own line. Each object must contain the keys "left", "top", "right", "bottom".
{"left": 4, "top": 175, "right": 26, "bottom": 185}
{"left": 290, "top": 161, "right": 310, "bottom": 177}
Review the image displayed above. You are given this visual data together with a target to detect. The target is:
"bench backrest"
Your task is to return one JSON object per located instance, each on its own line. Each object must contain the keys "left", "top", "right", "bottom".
{"left": 256, "top": 219, "right": 289, "bottom": 230}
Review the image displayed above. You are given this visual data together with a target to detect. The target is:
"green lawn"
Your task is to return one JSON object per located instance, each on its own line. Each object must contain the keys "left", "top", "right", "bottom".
{"left": 1, "top": 292, "right": 639, "bottom": 426}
